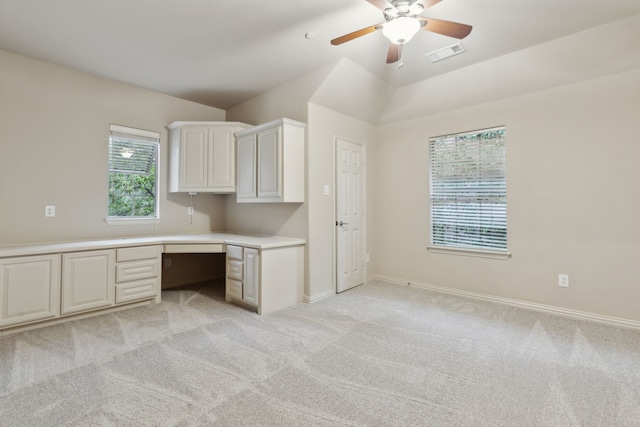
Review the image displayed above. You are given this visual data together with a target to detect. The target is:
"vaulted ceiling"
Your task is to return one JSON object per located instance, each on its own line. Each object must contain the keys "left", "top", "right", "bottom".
{"left": 1, "top": 0, "right": 639, "bottom": 110}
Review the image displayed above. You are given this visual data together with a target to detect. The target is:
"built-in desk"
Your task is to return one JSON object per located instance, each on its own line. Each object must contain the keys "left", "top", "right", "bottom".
{"left": 161, "top": 235, "right": 305, "bottom": 315}
{"left": 0, "top": 233, "right": 305, "bottom": 335}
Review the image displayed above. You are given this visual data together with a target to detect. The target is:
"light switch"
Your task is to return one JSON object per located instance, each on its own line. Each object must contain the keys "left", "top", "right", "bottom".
{"left": 323, "top": 185, "right": 330, "bottom": 196}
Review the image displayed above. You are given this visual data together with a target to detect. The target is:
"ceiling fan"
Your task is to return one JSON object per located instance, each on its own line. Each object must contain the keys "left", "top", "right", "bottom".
{"left": 331, "top": 0, "right": 472, "bottom": 66}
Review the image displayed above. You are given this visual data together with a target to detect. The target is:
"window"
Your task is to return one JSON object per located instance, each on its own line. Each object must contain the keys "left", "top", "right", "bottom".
{"left": 108, "top": 124, "right": 159, "bottom": 221}
{"left": 429, "top": 126, "right": 507, "bottom": 255}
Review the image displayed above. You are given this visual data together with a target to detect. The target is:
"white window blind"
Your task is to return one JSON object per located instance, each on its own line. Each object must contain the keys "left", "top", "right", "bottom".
{"left": 429, "top": 127, "right": 507, "bottom": 251}
{"left": 108, "top": 124, "right": 160, "bottom": 218}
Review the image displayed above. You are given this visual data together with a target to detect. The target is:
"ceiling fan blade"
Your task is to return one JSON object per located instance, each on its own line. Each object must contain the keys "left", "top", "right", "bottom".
{"left": 366, "top": 0, "right": 394, "bottom": 11}
{"left": 386, "top": 43, "right": 401, "bottom": 64}
{"left": 331, "top": 23, "right": 384, "bottom": 45}
{"left": 419, "top": 17, "right": 472, "bottom": 39}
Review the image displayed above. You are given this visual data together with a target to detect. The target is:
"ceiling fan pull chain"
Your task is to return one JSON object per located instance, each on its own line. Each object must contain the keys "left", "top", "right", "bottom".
{"left": 397, "top": 43, "right": 404, "bottom": 68}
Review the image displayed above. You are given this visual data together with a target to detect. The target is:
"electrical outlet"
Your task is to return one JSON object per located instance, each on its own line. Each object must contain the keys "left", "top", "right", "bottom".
{"left": 164, "top": 258, "right": 172, "bottom": 268}
{"left": 44, "top": 205, "right": 56, "bottom": 217}
{"left": 187, "top": 207, "right": 194, "bottom": 215}
{"left": 558, "top": 274, "right": 569, "bottom": 288}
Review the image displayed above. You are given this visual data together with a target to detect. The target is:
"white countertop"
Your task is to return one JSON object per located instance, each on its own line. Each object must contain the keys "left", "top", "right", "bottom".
{"left": 0, "top": 233, "right": 306, "bottom": 258}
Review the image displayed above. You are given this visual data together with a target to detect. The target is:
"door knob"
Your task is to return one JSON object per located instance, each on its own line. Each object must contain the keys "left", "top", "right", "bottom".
{"left": 338, "top": 220, "right": 349, "bottom": 226}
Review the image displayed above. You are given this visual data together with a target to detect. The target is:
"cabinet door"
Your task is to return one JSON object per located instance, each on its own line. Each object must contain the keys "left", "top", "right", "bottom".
{"left": 243, "top": 248, "right": 259, "bottom": 307}
{"left": 257, "top": 126, "right": 282, "bottom": 199}
{"left": 180, "top": 126, "right": 209, "bottom": 189}
{"left": 237, "top": 133, "right": 257, "bottom": 200}
{"left": 208, "top": 127, "right": 236, "bottom": 191}
{"left": 62, "top": 250, "right": 115, "bottom": 315}
{"left": 0, "top": 255, "right": 61, "bottom": 328}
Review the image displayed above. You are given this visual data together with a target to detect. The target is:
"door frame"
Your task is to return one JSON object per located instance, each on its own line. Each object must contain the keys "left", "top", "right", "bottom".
{"left": 333, "top": 134, "right": 367, "bottom": 293}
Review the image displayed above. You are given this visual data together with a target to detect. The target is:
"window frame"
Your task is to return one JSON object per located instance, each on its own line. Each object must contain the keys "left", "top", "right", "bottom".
{"left": 427, "top": 126, "right": 510, "bottom": 259}
{"left": 106, "top": 124, "right": 161, "bottom": 226}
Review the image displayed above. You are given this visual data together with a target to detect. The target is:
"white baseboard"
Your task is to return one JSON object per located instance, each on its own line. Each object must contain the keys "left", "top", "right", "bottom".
{"left": 0, "top": 299, "right": 155, "bottom": 337}
{"left": 367, "top": 275, "right": 640, "bottom": 330}
{"left": 303, "top": 289, "right": 335, "bottom": 304}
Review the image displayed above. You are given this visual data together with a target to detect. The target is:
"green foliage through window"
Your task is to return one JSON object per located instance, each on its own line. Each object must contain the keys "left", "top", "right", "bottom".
{"left": 108, "top": 126, "right": 159, "bottom": 218}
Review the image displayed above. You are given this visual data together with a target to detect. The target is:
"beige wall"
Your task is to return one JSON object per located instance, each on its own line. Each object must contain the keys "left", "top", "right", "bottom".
{"left": 373, "top": 67, "right": 640, "bottom": 322}
{"left": 226, "top": 62, "right": 336, "bottom": 125}
{"left": 3, "top": 38, "right": 638, "bottom": 324}
{"left": 0, "top": 50, "right": 226, "bottom": 245}
{"left": 225, "top": 60, "right": 385, "bottom": 299}
{"left": 306, "top": 104, "right": 377, "bottom": 298}
{"left": 309, "top": 58, "right": 392, "bottom": 124}
{"left": 221, "top": 61, "right": 333, "bottom": 241}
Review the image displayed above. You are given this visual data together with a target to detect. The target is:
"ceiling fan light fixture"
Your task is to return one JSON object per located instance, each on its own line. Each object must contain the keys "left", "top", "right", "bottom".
{"left": 382, "top": 16, "right": 420, "bottom": 44}
{"left": 408, "top": 3, "right": 424, "bottom": 15}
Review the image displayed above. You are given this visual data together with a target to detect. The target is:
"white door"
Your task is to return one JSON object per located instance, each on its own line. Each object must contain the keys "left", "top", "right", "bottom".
{"left": 336, "top": 137, "right": 365, "bottom": 293}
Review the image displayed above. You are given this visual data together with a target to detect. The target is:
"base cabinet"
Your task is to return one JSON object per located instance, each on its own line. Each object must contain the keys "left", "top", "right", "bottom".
{"left": 115, "top": 245, "right": 161, "bottom": 304}
{"left": 62, "top": 250, "right": 115, "bottom": 315}
{"left": 243, "top": 248, "right": 259, "bottom": 306}
{"left": 225, "top": 245, "right": 259, "bottom": 308}
{"left": 0, "top": 244, "right": 162, "bottom": 333}
{"left": 0, "top": 255, "right": 61, "bottom": 328}
{"left": 225, "top": 244, "right": 303, "bottom": 315}
{"left": 0, "top": 237, "right": 302, "bottom": 332}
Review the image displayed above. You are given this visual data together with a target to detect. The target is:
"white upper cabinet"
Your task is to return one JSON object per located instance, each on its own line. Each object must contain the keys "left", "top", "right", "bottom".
{"left": 168, "top": 122, "right": 250, "bottom": 193}
{"left": 235, "top": 118, "right": 305, "bottom": 203}
{"left": 236, "top": 132, "right": 257, "bottom": 200}
{"left": 257, "top": 126, "right": 281, "bottom": 199}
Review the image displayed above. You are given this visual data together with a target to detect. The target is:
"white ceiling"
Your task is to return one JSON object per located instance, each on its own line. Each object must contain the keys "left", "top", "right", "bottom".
{"left": 1, "top": 0, "right": 639, "bottom": 110}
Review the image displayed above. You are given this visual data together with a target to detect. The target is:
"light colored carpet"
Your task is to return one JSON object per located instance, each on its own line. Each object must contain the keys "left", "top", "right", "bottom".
{"left": 1, "top": 280, "right": 639, "bottom": 426}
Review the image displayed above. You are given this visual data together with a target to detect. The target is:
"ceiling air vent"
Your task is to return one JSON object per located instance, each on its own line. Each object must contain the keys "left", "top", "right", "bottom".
{"left": 426, "top": 43, "right": 466, "bottom": 63}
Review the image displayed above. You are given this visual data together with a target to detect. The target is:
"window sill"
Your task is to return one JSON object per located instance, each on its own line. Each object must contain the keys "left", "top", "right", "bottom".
{"left": 427, "top": 245, "right": 511, "bottom": 260}
{"left": 104, "top": 217, "right": 162, "bottom": 226}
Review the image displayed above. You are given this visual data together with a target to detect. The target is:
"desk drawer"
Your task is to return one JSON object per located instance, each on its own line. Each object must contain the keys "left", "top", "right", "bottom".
{"left": 226, "top": 259, "right": 243, "bottom": 281}
{"left": 226, "top": 245, "right": 243, "bottom": 261}
{"left": 116, "top": 279, "right": 157, "bottom": 304}
{"left": 226, "top": 278, "right": 242, "bottom": 300}
{"left": 117, "top": 245, "right": 161, "bottom": 262}
{"left": 116, "top": 259, "right": 159, "bottom": 283}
